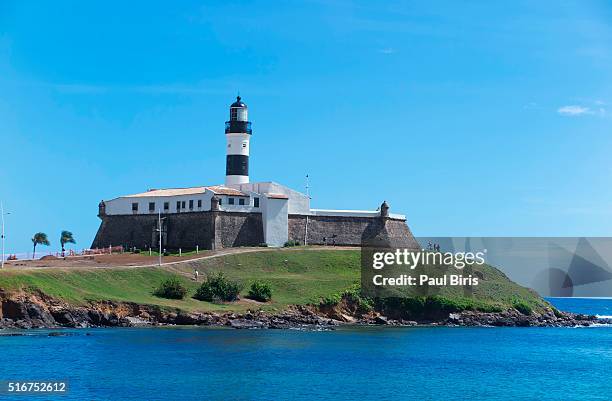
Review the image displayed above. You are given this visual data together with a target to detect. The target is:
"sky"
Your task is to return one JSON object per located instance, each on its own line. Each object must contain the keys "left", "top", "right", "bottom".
{"left": 1, "top": 0, "right": 611, "bottom": 255}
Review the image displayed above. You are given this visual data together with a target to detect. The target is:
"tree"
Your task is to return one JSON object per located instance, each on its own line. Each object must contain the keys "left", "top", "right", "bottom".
{"left": 31, "top": 232, "right": 50, "bottom": 260}
{"left": 60, "top": 230, "right": 76, "bottom": 257}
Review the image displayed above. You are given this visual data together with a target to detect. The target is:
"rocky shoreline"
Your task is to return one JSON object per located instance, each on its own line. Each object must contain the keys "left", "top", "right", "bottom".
{"left": 0, "top": 290, "right": 606, "bottom": 331}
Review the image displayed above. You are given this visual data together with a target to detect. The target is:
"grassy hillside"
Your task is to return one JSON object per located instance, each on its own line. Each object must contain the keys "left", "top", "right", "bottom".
{"left": 0, "top": 248, "right": 548, "bottom": 313}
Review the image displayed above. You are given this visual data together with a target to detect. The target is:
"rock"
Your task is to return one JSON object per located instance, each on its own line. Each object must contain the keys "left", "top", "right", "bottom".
{"left": 50, "top": 310, "right": 76, "bottom": 327}
{"left": 448, "top": 313, "right": 461, "bottom": 323}
{"left": 26, "top": 303, "right": 55, "bottom": 326}
{"left": 516, "top": 318, "right": 531, "bottom": 327}
{"left": 87, "top": 310, "right": 103, "bottom": 325}
{"left": 230, "top": 319, "right": 266, "bottom": 329}
{"left": 339, "top": 313, "right": 356, "bottom": 323}
{"left": 269, "top": 318, "right": 291, "bottom": 329}
{"left": 2, "top": 300, "right": 28, "bottom": 320}
{"left": 107, "top": 312, "right": 120, "bottom": 326}
{"left": 174, "top": 313, "right": 198, "bottom": 325}
{"left": 123, "top": 316, "right": 151, "bottom": 327}
{"left": 374, "top": 316, "right": 388, "bottom": 325}
{"left": 14, "top": 320, "right": 33, "bottom": 329}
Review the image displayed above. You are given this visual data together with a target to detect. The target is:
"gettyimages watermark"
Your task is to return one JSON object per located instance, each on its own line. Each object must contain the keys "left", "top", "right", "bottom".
{"left": 361, "top": 237, "right": 612, "bottom": 298}
{"left": 362, "top": 244, "right": 487, "bottom": 298}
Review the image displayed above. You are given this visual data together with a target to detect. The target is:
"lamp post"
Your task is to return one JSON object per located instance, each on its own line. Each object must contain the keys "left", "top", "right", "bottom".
{"left": 156, "top": 210, "right": 167, "bottom": 267}
{"left": 1, "top": 202, "right": 9, "bottom": 269}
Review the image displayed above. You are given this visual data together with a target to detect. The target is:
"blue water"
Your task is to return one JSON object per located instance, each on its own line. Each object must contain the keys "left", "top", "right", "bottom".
{"left": 0, "top": 299, "right": 611, "bottom": 400}
{"left": 547, "top": 297, "right": 612, "bottom": 317}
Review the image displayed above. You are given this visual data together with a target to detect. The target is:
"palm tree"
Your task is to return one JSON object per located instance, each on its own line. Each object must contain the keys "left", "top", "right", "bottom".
{"left": 31, "top": 232, "right": 50, "bottom": 260}
{"left": 60, "top": 230, "right": 76, "bottom": 257}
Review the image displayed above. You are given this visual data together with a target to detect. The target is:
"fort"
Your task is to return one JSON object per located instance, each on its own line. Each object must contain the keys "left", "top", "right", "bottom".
{"left": 91, "top": 97, "right": 419, "bottom": 251}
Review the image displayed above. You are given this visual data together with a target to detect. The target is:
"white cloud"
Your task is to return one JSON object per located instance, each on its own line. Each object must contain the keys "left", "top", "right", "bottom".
{"left": 557, "top": 105, "right": 593, "bottom": 116}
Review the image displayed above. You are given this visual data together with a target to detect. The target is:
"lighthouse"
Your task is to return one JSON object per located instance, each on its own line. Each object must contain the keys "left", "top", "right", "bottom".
{"left": 225, "top": 96, "right": 252, "bottom": 186}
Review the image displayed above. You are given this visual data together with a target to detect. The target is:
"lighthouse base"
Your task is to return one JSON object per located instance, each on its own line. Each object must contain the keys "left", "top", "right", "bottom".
{"left": 225, "top": 175, "right": 249, "bottom": 186}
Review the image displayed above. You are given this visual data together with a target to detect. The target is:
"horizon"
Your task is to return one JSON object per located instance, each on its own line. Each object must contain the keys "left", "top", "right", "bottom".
{"left": 2, "top": 0, "right": 612, "bottom": 254}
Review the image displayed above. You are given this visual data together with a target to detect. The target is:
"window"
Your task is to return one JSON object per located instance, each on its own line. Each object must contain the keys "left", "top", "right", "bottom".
{"left": 176, "top": 201, "right": 181, "bottom": 211}
{"left": 254, "top": 197, "right": 259, "bottom": 208}
{"left": 149, "top": 202, "right": 155, "bottom": 212}
{"left": 197, "top": 199, "right": 202, "bottom": 208}
{"left": 219, "top": 198, "right": 222, "bottom": 205}
{"left": 132, "top": 203, "right": 139, "bottom": 212}
{"left": 230, "top": 108, "right": 237, "bottom": 120}
{"left": 228, "top": 198, "right": 235, "bottom": 205}
{"left": 239, "top": 198, "right": 245, "bottom": 206}
{"left": 181, "top": 201, "right": 186, "bottom": 209}
{"left": 164, "top": 202, "right": 169, "bottom": 211}
{"left": 242, "top": 142, "right": 247, "bottom": 148}
{"left": 189, "top": 200, "right": 194, "bottom": 210}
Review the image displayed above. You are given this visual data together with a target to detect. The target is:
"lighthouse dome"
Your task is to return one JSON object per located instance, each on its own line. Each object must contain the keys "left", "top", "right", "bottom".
{"left": 231, "top": 96, "right": 247, "bottom": 108}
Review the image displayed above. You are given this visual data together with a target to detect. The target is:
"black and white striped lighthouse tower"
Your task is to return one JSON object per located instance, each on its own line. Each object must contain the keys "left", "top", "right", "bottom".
{"left": 225, "top": 96, "right": 252, "bottom": 186}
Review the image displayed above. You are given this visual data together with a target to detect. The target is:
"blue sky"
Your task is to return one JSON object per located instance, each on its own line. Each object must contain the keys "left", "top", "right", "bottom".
{"left": 1, "top": 1, "right": 611, "bottom": 254}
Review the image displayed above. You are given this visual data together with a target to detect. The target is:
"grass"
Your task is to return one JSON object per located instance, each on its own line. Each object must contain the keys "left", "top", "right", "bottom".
{"left": 0, "top": 248, "right": 548, "bottom": 314}
{"left": 0, "top": 249, "right": 359, "bottom": 313}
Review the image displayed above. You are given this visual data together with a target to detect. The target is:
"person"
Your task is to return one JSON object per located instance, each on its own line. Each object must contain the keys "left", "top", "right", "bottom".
{"left": 194, "top": 269, "right": 199, "bottom": 281}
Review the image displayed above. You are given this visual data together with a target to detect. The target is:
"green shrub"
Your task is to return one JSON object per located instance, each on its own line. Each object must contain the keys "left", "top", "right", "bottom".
{"left": 248, "top": 280, "right": 272, "bottom": 302}
{"left": 283, "top": 240, "right": 301, "bottom": 247}
{"left": 319, "top": 284, "right": 373, "bottom": 311}
{"left": 375, "top": 296, "right": 502, "bottom": 320}
{"left": 153, "top": 277, "right": 187, "bottom": 300}
{"left": 194, "top": 272, "right": 242, "bottom": 302}
{"left": 400, "top": 297, "right": 427, "bottom": 315}
{"left": 321, "top": 293, "right": 342, "bottom": 307}
{"left": 513, "top": 300, "right": 533, "bottom": 316}
{"left": 475, "top": 303, "right": 503, "bottom": 313}
{"left": 552, "top": 307, "right": 564, "bottom": 318}
{"left": 258, "top": 243, "right": 269, "bottom": 247}
{"left": 341, "top": 284, "right": 373, "bottom": 312}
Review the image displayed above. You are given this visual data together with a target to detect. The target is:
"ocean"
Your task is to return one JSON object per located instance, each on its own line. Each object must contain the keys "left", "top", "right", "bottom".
{"left": 0, "top": 298, "right": 611, "bottom": 400}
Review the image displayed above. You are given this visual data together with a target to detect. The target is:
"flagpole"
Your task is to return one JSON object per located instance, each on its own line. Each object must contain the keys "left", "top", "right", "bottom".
{"left": 158, "top": 209, "right": 162, "bottom": 267}
{"left": 1, "top": 202, "right": 4, "bottom": 269}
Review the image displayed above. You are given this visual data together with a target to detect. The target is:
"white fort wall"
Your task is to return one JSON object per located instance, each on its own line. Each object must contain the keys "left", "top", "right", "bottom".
{"left": 98, "top": 181, "right": 407, "bottom": 248}
{"left": 261, "top": 196, "right": 289, "bottom": 247}
{"left": 231, "top": 182, "right": 310, "bottom": 215}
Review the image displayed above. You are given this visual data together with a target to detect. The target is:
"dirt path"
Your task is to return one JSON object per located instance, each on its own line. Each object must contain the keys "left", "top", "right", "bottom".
{"left": 1, "top": 246, "right": 359, "bottom": 272}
